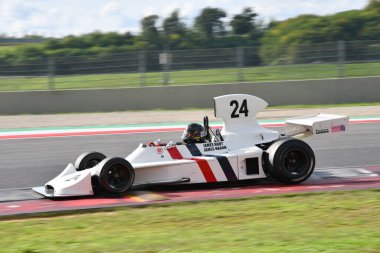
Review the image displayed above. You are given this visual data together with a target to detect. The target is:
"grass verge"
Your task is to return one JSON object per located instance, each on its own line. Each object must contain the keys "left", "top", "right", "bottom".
{"left": 0, "top": 189, "right": 379, "bottom": 252}
{"left": 1, "top": 62, "right": 380, "bottom": 91}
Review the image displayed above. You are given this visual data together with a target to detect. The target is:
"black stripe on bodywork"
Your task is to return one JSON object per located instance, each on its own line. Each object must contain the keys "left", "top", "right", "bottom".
{"left": 207, "top": 155, "right": 238, "bottom": 181}
{"left": 186, "top": 143, "right": 202, "bottom": 156}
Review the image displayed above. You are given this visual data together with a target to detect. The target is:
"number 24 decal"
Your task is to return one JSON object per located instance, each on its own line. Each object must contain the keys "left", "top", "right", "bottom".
{"left": 230, "top": 99, "right": 249, "bottom": 118}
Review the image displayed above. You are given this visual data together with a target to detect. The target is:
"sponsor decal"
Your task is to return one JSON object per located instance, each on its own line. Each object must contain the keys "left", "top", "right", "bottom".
{"left": 156, "top": 147, "right": 164, "bottom": 155}
{"left": 65, "top": 174, "right": 81, "bottom": 182}
{"left": 331, "top": 124, "right": 346, "bottom": 133}
{"left": 203, "top": 141, "right": 227, "bottom": 152}
{"left": 316, "top": 128, "right": 329, "bottom": 134}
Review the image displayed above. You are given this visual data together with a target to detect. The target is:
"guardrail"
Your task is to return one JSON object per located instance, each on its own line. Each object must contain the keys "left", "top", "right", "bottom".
{"left": 1, "top": 40, "right": 380, "bottom": 91}
{"left": 0, "top": 77, "right": 379, "bottom": 115}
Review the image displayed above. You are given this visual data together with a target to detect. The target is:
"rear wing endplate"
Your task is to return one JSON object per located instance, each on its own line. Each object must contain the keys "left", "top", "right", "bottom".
{"left": 285, "top": 113, "right": 349, "bottom": 138}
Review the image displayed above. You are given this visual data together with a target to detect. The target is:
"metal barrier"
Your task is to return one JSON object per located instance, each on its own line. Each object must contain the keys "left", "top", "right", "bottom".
{"left": 0, "top": 77, "right": 379, "bottom": 115}
{"left": 0, "top": 40, "right": 380, "bottom": 91}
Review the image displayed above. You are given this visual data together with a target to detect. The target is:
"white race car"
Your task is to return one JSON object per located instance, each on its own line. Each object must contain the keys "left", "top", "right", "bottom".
{"left": 33, "top": 94, "right": 348, "bottom": 197}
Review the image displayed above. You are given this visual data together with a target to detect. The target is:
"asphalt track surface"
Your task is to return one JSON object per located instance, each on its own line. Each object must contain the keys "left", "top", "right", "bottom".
{"left": 0, "top": 122, "right": 379, "bottom": 190}
{"left": 0, "top": 122, "right": 379, "bottom": 216}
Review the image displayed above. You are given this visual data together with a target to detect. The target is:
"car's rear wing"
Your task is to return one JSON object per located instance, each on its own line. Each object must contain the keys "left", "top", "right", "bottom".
{"left": 285, "top": 113, "right": 349, "bottom": 138}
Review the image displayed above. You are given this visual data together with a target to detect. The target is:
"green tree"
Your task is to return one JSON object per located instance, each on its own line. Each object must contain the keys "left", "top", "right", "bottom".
{"left": 99, "top": 32, "right": 125, "bottom": 47}
{"left": 230, "top": 7, "right": 258, "bottom": 35}
{"left": 44, "top": 38, "right": 61, "bottom": 50}
{"left": 82, "top": 31, "right": 103, "bottom": 48}
{"left": 141, "top": 15, "right": 161, "bottom": 47}
{"left": 61, "top": 35, "right": 87, "bottom": 49}
{"left": 123, "top": 32, "right": 135, "bottom": 45}
{"left": 366, "top": 0, "right": 380, "bottom": 10}
{"left": 16, "top": 45, "right": 45, "bottom": 61}
{"left": 162, "top": 10, "right": 188, "bottom": 49}
{"left": 194, "top": 7, "right": 226, "bottom": 38}
{"left": 163, "top": 10, "right": 186, "bottom": 35}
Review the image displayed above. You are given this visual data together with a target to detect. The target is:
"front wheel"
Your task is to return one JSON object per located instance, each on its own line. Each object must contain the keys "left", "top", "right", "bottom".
{"left": 263, "top": 138, "right": 315, "bottom": 184}
{"left": 75, "top": 152, "right": 107, "bottom": 171}
{"left": 96, "top": 157, "right": 135, "bottom": 194}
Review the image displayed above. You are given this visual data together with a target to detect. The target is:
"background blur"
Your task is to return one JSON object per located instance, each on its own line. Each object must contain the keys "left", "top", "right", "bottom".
{"left": 0, "top": 0, "right": 379, "bottom": 91}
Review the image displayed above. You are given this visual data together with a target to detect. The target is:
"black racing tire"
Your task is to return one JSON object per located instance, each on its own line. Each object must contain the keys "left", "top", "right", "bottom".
{"left": 263, "top": 138, "right": 315, "bottom": 184}
{"left": 96, "top": 157, "right": 135, "bottom": 194}
{"left": 75, "top": 152, "right": 107, "bottom": 171}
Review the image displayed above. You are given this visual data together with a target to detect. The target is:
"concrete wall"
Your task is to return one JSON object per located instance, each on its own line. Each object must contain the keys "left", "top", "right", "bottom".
{"left": 0, "top": 77, "right": 379, "bottom": 115}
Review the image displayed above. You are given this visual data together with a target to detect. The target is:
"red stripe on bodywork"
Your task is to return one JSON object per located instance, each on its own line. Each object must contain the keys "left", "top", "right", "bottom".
{"left": 191, "top": 158, "right": 218, "bottom": 183}
{"left": 167, "top": 146, "right": 217, "bottom": 182}
{"left": 167, "top": 146, "right": 183, "bottom": 159}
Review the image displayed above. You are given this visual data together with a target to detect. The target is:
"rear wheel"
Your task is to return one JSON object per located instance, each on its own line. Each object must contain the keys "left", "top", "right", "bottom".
{"left": 263, "top": 138, "right": 315, "bottom": 184}
{"left": 75, "top": 152, "right": 107, "bottom": 171}
{"left": 96, "top": 157, "right": 135, "bottom": 194}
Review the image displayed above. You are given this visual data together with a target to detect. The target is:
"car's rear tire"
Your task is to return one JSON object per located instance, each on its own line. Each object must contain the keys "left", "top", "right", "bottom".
{"left": 75, "top": 152, "right": 107, "bottom": 171}
{"left": 263, "top": 138, "right": 315, "bottom": 184}
{"left": 96, "top": 157, "right": 135, "bottom": 194}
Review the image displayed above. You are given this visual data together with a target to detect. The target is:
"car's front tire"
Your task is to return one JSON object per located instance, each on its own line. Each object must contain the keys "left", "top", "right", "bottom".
{"left": 95, "top": 157, "right": 135, "bottom": 194}
{"left": 263, "top": 138, "right": 315, "bottom": 184}
{"left": 75, "top": 152, "right": 107, "bottom": 171}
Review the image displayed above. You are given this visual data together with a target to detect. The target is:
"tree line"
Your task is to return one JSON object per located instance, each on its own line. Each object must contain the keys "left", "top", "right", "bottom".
{"left": 0, "top": 0, "right": 379, "bottom": 67}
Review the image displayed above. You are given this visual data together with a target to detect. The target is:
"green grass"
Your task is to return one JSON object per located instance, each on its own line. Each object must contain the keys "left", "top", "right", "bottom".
{"left": 1, "top": 62, "right": 380, "bottom": 91}
{"left": 0, "top": 189, "right": 379, "bottom": 252}
{"left": 0, "top": 43, "right": 41, "bottom": 55}
{"left": 0, "top": 45, "right": 21, "bottom": 54}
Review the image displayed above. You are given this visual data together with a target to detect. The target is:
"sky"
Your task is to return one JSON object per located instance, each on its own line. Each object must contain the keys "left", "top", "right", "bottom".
{"left": 0, "top": 0, "right": 369, "bottom": 38}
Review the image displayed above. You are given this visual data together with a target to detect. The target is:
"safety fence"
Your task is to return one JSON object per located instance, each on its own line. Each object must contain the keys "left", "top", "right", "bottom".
{"left": 0, "top": 40, "right": 380, "bottom": 91}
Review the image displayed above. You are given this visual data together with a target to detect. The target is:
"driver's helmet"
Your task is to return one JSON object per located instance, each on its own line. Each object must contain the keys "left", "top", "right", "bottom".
{"left": 181, "top": 123, "right": 206, "bottom": 144}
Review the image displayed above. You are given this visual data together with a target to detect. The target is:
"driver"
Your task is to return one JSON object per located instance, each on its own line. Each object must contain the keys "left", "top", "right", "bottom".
{"left": 181, "top": 123, "right": 207, "bottom": 144}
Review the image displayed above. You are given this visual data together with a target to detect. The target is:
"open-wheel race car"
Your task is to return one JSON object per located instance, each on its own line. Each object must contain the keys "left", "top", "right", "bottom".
{"left": 33, "top": 94, "right": 349, "bottom": 197}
